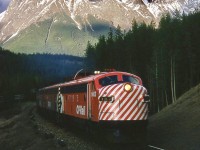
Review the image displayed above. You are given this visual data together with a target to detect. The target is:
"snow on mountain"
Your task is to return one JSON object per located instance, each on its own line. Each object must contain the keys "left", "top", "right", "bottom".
{"left": 0, "top": 0, "right": 200, "bottom": 55}
{"left": 0, "top": 11, "right": 6, "bottom": 22}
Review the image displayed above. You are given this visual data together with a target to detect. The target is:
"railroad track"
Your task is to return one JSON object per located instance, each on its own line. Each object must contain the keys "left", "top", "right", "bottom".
{"left": 33, "top": 107, "right": 166, "bottom": 150}
{"left": 148, "top": 145, "right": 165, "bottom": 150}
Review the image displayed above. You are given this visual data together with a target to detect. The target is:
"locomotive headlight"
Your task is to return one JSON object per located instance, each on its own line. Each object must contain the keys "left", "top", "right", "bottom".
{"left": 94, "top": 71, "right": 100, "bottom": 74}
{"left": 124, "top": 83, "right": 132, "bottom": 92}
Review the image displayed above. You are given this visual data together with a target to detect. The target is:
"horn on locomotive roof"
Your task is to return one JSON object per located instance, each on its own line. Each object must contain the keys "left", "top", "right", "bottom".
{"left": 73, "top": 69, "right": 84, "bottom": 80}
{"left": 73, "top": 69, "right": 93, "bottom": 80}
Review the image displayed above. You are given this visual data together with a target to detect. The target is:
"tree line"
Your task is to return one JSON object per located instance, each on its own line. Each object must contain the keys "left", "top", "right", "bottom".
{"left": 85, "top": 12, "right": 200, "bottom": 113}
{"left": 0, "top": 48, "right": 83, "bottom": 109}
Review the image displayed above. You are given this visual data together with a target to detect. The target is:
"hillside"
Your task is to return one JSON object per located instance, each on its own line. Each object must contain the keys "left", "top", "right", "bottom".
{"left": 148, "top": 83, "right": 200, "bottom": 150}
{"left": 2, "top": 15, "right": 110, "bottom": 56}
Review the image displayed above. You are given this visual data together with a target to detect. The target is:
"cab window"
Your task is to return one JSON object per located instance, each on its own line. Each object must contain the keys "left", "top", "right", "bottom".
{"left": 122, "top": 75, "right": 139, "bottom": 85}
{"left": 99, "top": 75, "right": 118, "bottom": 87}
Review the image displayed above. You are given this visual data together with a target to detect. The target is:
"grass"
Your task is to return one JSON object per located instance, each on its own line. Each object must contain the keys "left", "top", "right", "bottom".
{"left": 147, "top": 83, "right": 200, "bottom": 150}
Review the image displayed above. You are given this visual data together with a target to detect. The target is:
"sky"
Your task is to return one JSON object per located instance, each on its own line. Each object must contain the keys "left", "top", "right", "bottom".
{"left": 0, "top": 0, "right": 11, "bottom": 13}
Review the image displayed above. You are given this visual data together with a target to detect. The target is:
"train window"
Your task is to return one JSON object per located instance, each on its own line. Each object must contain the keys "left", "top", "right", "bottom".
{"left": 99, "top": 75, "right": 118, "bottom": 87}
{"left": 61, "top": 84, "right": 87, "bottom": 94}
{"left": 122, "top": 75, "right": 139, "bottom": 85}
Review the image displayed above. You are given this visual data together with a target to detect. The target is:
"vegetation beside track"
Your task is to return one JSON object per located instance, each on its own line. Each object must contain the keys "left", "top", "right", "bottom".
{"left": 148, "top": 83, "right": 200, "bottom": 150}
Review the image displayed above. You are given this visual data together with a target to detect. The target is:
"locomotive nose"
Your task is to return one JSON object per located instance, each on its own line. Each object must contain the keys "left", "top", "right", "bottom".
{"left": 99, "top": 83, "right": 149, "bottom": 121}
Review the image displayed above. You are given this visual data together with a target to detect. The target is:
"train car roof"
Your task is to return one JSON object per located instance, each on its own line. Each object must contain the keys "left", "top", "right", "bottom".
{"left": 39, "top": 71, "right": 135, "bottom": 91}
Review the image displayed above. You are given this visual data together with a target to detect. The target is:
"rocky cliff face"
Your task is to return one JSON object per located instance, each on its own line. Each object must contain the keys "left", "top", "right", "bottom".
{"left": 0, "top": 0, "right": 199, "bottom": 55}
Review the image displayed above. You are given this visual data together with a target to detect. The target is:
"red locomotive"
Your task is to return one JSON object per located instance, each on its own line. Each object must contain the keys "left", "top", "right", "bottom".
{"left": 37, "top": 70, "right": 150, "bottom": 142}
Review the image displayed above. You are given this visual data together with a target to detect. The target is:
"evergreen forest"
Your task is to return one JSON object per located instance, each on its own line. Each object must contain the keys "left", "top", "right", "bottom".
{"left": 85, "top": 12, "right": 200, "bottom": 113}
{"left": 0, "top": 48, "right": 83, "bottom": 110}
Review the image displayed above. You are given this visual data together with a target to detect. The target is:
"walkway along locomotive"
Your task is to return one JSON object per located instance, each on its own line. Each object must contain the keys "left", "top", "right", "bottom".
{"left": 37, "top": 70, "right": 150, "bottom": 142}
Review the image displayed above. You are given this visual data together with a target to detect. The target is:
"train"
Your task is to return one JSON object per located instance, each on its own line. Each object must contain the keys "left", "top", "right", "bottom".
{"left": 37, "top": 70, "right": 150, "bottom": 143}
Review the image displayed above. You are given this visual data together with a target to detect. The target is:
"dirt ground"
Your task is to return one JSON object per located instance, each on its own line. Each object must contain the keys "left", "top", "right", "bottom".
{"left": 0, "top": 102, "right": 105, "bottom": 150}
{"left": 0, "top": 102, "right": 145, "bottom": 150}
{"left": 0, "top": 103, "right": 63, "bottom": 150}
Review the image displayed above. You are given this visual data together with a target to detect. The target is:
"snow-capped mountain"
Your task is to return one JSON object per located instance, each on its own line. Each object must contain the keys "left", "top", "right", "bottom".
{"left": 0, "top": 0, "right": 200, "bottom": 55}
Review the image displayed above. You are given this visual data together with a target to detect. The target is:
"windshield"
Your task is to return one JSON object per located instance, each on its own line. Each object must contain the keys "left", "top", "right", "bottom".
{"left": 122, "top": 75, "right": 139, "bottom": 85}
{"left": 99, "top": 75, "right": 118, "bottom": 87}
{"left": 98, "top": 74, "right": 140, "bottom": 87}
